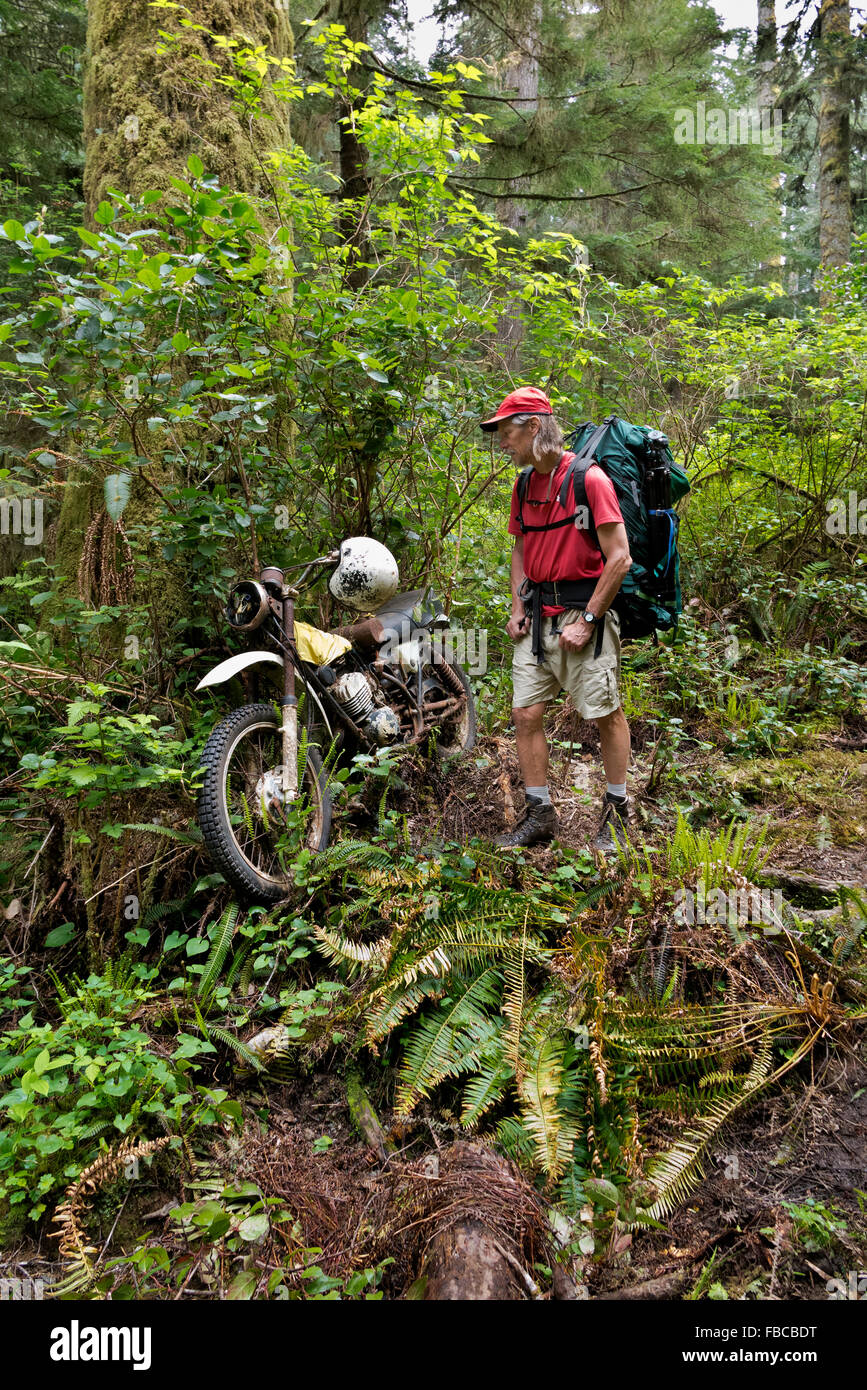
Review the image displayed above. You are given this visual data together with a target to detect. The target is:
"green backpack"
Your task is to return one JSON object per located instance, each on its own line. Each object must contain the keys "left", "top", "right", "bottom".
{"left": 515, "top": 414, "right": 690, "bottom": 640}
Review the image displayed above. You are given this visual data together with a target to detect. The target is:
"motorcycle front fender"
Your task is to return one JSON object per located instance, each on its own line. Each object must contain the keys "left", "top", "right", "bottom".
{"left": 195, "top": 651, "right": 284, "bottom": 691}
{"left": 195, "top": 651, "right": 334, "bottom": 737}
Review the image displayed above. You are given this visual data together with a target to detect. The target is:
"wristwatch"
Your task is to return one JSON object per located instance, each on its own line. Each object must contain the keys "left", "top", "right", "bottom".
{"left": 581, "top": 610, "right": 599, "bottom": 627}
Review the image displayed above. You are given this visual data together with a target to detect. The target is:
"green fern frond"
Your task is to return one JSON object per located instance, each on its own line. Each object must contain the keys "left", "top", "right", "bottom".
{"left": 140, "top": 898, "right": 189, "bottom": 928}
{"left": 461, "top": 1054, "right": 513, "bottom": 1129}
{"left": 240, "top": 793, "right": 256, "bottom": 841}
{"left": 642, "top": 1032, "right": 776, "bottom": 1221}
{"left": 121, "top": 822, "right": 202, "bottom": 844}
{"left": 494, "top": 1115, "right": 537, "bottom": 1166}
{"left": 76, "top": 1121, "right": 113, "bottom": 1141}
{"left": 197, "top": 903, "right": 240, "bottom": 999}
{"left": 206, "top": 1023, "right": 266, "bottom": 1072}
{"left": 224, "top": 943, "right": 251, "bottom": 990}
{"left": 395, "top": 967, "right": 503, "bottom": 1115}
{"left": 365, "top": 976, "right": 447, "bottom": 1044}
{"left": 306, "top": 839, "right": 395, "bottom": 878}
{"left": 516, "top": 1030, "right": 577, "bottom": 1180}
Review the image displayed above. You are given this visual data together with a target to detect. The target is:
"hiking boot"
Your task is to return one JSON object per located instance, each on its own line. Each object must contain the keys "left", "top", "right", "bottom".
{"left": 592, "top": 793, "right": 631, "bottom": 853}
{"left": 495, "top": 795, "right": 558, "bottom": 848}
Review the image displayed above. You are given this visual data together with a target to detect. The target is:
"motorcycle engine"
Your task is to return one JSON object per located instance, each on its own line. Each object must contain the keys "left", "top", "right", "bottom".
{"left": 331, "top": 671, "right": 401, "bottom": 746}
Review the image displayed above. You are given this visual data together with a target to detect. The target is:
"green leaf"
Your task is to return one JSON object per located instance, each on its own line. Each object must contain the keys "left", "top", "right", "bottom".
{"left": 67, "top": 699, "right": 100, "bottom": 727}
{"left": 238, "top": 1213, "right": 269, "bottom": 1241}
{"left": 33, "top": 1048, "right": 52, "bottom": 1075}
{"left": 2, "top": 220, "right": 26, "bottom": 241}
{"left": 104, "top": 472, "right": 131, "bottom": 522}
{"left": 227, "top": 1269, "right": 258, "bottom": 1300}
{"left": 45, "top": 922, "right": 76, "bottom": 948}
{"left": 187, "top": 154, "right": 204, "bottom": 179}
{"left": 94, "top": 202, "right": 116, "bottom": 225}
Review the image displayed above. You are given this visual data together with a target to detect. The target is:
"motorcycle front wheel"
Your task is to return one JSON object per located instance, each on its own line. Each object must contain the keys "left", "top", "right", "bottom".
{"left": 197, "top": 702, "right": 332, "bottom": 903}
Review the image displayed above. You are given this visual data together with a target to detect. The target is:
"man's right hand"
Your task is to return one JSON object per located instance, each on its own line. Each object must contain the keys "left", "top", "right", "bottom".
{"left": 507, "top": 610, "right": 529, "bottom": 641}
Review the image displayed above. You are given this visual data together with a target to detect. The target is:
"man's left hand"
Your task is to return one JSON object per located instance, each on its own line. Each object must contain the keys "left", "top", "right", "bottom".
{"left": 558, "top": 620, "right": 593, "bottom": 653}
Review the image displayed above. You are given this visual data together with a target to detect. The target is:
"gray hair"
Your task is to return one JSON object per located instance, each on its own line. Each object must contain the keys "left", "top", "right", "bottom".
{"left": 511, "top": 412, "right": 565, "bottom": 459}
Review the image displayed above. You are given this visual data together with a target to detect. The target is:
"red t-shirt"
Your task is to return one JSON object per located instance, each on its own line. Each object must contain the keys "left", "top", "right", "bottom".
{"left": 508, "top": 452, "right": 624, "bottom": 615}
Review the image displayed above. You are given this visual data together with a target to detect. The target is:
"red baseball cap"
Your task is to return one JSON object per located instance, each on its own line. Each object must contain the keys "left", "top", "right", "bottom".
{"left": 480, "top": 386, "right": 553, "bottom": 431}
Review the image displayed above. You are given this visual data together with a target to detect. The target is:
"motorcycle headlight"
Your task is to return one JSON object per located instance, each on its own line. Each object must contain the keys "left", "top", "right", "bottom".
{"left": 226, "top": 580, "right": 270, "bottom": 631}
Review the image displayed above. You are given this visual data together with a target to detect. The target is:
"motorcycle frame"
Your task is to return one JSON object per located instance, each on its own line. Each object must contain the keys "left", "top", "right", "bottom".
{"left": 198, "top": 558, "right": 467, "bottom": 794}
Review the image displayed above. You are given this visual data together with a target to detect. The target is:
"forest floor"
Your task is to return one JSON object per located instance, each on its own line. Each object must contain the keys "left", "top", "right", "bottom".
{"left": 2, "top": 702, "right": 865, "bottom": 1302}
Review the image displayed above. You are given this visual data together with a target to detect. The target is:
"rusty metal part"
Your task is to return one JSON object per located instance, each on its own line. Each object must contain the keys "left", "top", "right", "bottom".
{"left": 433, "top": 661, "right": 467, "bottom": 698}
{"left": 418, "top": 697, "right": 464, "bottom": 715}
{"left": 335, "top": 617, "right": 386, "bottom": 650}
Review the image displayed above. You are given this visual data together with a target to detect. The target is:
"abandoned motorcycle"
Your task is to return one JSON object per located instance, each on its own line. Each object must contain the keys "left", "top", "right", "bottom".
{"left": 194, "top": 537, "right": 476, "bottom": 902}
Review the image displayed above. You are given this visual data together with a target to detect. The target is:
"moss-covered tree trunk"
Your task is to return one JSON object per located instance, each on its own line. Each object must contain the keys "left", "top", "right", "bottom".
{"left": 817, "top": 0, "right": 852, "bottom": 298}
{"left": 41, "top": 0, "right": 294, "bottom": 953}
{"left": 47, "top": 0, "right": 293, "bottom": 641}
{"left": 82, "top": 0, "right": 292, "bottom": 219}
{"left": 494, "top": 0, "right": 541, "bottom": 371}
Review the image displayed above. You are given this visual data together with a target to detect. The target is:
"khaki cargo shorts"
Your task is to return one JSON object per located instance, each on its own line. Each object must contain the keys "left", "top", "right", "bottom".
{"left": 512, "top": 608, "right": 622, "bottom": 719}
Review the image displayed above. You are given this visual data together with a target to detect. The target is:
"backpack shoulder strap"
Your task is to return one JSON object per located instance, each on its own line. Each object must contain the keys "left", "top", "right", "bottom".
{"left": 557, "top": 415, "right": 617, "bottom": 544}
{"left": 563, "top": 458, "right": 599, "bottom": 549}
{"left": 514, "top": 465, "right": 535, "bottom": 534}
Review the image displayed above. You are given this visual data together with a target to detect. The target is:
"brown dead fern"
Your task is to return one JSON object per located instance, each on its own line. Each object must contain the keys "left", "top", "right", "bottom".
{"left": 49, "top": 1136, "right": 172, "bottom": 1297}
{"left": 77, "top": 509, "right": 135, "bottom": 606}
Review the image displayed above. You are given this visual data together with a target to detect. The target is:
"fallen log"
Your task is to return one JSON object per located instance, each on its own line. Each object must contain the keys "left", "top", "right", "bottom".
{"left": 423, "top": 1219, "right": 524, "bottom": 1300}
{"left": 416, "top": 1141, "right": 545, "bottom": 1301}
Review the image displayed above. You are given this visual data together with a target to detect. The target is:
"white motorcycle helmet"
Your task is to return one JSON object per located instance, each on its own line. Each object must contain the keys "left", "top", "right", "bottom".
{"left": 328, "top": 536, "right": 399, "bottom": 613}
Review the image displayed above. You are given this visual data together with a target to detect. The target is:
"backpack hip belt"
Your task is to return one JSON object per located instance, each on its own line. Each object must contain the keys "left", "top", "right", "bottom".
{"left": 519, "top": 577, "right": 602, "bottom": 664}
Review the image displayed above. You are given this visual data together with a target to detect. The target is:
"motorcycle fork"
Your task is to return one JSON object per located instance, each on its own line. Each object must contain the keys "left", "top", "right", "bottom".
{"left": 280, "top": 588, "right": 299, "bottom": 800}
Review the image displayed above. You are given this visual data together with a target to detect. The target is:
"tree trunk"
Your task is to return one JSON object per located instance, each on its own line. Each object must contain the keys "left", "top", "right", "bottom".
{"left": 333, "top": 0, "right": 387, "bottom": 292}
{"left": 495, "top": 1, "right": 542, "bottom": 370}
{"left": 416, "top": 1141, "right": 542, "bottom": 1301}
{"left": 48, "top": 0, "right": 294, "bottom": 640}
{"left": 423, "top": 1219, "right": 523, "bottom": 1300}
{"left": 756, "top": 0, "right": 783, "bottom": 279}
{"left": 82, "top": 0, "right": 292, "bottom": 221}
{"left": 39, "top": 1, "right": 295, "bottom": 953}
{"left": 817, "top": 0, "right": 852, "bottom": 296}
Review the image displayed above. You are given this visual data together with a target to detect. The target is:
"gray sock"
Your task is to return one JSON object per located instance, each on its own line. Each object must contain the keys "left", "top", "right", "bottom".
{"left": 606, "top": 782, "right": 627, "bottom": 800}
{"left": 526, "top": 785, "right": 551, "bottom": 805}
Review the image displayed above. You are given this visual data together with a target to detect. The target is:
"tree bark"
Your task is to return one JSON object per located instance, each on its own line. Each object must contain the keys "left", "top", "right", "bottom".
{"left": 417, "top": 1141, "right": 541, "bottom": 1301}
{"left": 49, "top": 0, "right": 294, "bottom": 641}
{"left": 756, "top": 0, "right": 783, "bottom": 279}
{"left": 334, "top": 0, "right": 387, "bottom": 292}
{"left": 82, "top": 0, "right": 292, "bottom": 221}
{"left": 817, "top": 0, "right": 852, "bottom": 295}
{"left": 39, "top": 1, "right": 295, "bottom": 952}
{"left": 423, "top": 1219, "right": 523, "bottom": 1300}
{"left": 495, "top": 1, "right": 542, "bottom": 370}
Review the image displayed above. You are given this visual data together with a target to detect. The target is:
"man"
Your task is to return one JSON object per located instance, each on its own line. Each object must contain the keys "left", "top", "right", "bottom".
{"left": 481, "top": 387, "right": 633, "bottom": 851}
